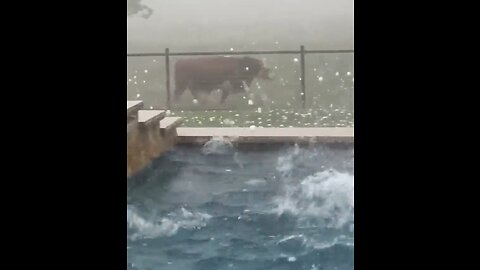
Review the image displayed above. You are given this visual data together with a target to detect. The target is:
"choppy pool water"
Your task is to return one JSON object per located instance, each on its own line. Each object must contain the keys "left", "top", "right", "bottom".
{"left": 127, "top": 141, "right": 354, "bottom": 270}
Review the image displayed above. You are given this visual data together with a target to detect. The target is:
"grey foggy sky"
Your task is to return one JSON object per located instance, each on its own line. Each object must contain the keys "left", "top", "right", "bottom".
{"left": 127, "top": 0, "right": 353, "bottom": 52}
{"left": 127, "top": 0, "right": 153, "bottom": 18}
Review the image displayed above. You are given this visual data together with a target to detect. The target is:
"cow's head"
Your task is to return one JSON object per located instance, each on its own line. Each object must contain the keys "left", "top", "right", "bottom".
{"left": 240, "top": 56, "right": 273, "bottom": 80}
{"left": 257, "top": 67, "right": 272, "bottom": 80}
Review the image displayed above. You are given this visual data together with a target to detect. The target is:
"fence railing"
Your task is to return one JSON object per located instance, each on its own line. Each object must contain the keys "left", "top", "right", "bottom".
{"left": 127, "top": 46, "right": 354, "bottom": 110}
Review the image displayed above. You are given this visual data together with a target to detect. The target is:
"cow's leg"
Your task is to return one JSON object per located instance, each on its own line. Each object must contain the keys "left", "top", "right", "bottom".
{"left": 220, "top": 79, "right": 245, "bottom": 104}
{"left": 189, "top": 87, "right": 210, "bottom": 106}
{"left": 190, "top": 88, "right": 200, "bottom": 101}
{"left": 198, "top": 90, "right": 211, "bottom": 106}
{"left": 218, "top": 81, "right": 231, "bottom": 104}
{"left": 220, "top": 88, "right": 230, "bottom": 104}
{"left": 174, "top": 80, "right": 189, "bottom": 102}
{"left": 244, "top": 78, "right": 254, "bottom": 89}
{"left": 229, "top": 79, "right": 245, "bottom": 92}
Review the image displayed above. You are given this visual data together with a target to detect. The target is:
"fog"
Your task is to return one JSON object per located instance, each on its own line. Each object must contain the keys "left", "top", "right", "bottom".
{"left": 127, "top": 0, "right": 153, "bottom": 18}
{"left": 127, "top": 0, "right": 353, "bottom": 52}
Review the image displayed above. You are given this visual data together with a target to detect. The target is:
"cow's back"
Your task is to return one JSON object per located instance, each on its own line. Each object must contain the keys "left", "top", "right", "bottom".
{"left": 175, "top": 57, "right": 238, "bottom": 84}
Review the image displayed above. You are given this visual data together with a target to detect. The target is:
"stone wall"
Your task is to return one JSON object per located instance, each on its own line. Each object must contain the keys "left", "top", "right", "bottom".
{"left": 127, "top": 101, "right": 183, "bottom": 178}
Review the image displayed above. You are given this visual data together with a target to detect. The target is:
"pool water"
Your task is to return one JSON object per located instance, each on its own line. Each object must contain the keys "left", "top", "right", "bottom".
{"left": 127, "top": 140, "right": 354, "bottom": 270}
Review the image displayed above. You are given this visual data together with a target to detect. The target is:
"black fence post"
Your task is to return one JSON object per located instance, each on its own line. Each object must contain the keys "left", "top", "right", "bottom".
{"left": 300, "top": 45, "right": 306, "bottom": 109}
{"left": 165, "top": 48, "right": 171, "bottom": 110}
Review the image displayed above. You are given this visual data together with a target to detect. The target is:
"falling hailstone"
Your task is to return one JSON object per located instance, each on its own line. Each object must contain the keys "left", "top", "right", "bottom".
{"left": 248, "top": 100, "right": 254, "bottom": 105}
{"left": 193, "top": 99, "right": 199, "bottom": 104}
{"left": 293, "top": 58, "right": 299, "bottom": 63}
{"left": 257, "top": 107, "right": 262, "bottom": 113}
{"left": 136, "top": 93, "right": 140, "bottom": 98}
{"left": 249, "top": 125, "right": 256, "bottom": 130}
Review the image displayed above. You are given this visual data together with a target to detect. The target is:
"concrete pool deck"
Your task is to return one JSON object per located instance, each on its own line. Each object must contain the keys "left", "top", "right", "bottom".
{"left": 176, "top": 127, "right": 353, "bottom": 144}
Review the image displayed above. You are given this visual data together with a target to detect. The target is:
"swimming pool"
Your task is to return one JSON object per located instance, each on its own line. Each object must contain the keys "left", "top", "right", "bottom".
{"left": 127, "top": 141, "right": 354, "bottom": 270}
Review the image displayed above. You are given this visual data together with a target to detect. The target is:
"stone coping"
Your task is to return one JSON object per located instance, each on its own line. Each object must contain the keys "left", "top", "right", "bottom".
{"left": 138, "top": 110, "right": 166, "bottom": 126}
{"left": 160, "top": 117, "right": 184, "bottom": 130}
{"left": 176, "top": 127, "right": 353, "bottom": 144}
{"left": 127, "top": 101, "right": 144, "bottom": 117}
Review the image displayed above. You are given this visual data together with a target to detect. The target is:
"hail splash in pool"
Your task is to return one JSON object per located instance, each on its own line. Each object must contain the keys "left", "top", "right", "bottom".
{"left": 127, "top": 138, "right": 354, "bottom": 270}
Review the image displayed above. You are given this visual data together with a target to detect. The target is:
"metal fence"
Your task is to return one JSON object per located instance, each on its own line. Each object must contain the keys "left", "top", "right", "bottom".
{"left": 127, "top": 46, "right": 354, "bottom": 109}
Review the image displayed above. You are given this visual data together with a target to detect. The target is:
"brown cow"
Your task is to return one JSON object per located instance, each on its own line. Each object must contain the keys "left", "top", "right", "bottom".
{"left": 174, "top": 56, "right": 271, "bottom": 104}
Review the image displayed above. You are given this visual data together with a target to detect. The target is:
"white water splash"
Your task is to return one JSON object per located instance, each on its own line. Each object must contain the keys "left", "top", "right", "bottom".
{"left": 272, "top": 170, "right": 354, "bottom": 229}
{"left": 127, "top": 205, "right": 211, "bottom": 241}
{"left": 276, "top": 144, "right": 301, "bottom": 177}
{"left": 202, "top": 137, "right": 236, "bottom": 155}
{"left": 245, "top": 178, "right": 268, "bottom": 186}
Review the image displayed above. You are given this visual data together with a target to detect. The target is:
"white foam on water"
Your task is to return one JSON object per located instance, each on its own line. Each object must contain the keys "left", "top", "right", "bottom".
{"left": 306, "top": 234, "right": 352, "bottom": 251}
{"left": 127, "top": 205, "right": 211, "bottom": 241}
{"left": 276, "top": 144, "right": 301, "bottom": 177}
{"left": 245, "top": 178, "right": 267, "bottom": 186}
{"left": 278, "top": 234, "right": 305, "bottom": 245}
{"left": 233, "top": 152, "right": 245, "bottom": 169}
{"left": 272, "top": 169, "right": 354, "bottom": 229}
{"left": 201, "top": 137, "right": 236, "bottom": 155}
